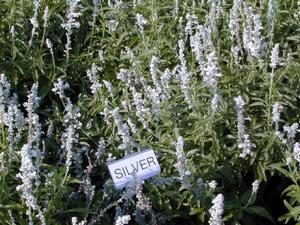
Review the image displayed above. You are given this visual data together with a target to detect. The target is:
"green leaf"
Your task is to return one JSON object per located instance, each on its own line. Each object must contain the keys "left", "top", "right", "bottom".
{"left": 245, "top": 206, "right": 275, "bottom": 223}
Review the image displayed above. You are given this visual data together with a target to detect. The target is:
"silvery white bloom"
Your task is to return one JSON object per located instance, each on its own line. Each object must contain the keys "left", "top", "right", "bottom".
{"left": 185, "top": 13, "right": 198, "bottom": 37}
{"left": 243, "top": 4, "right": 265, "bottom": 60}
{"left": 108, "top": 0, "right": 123, "bottom": 9}
{"left": 178, "top": 39, "right": 193, "bottom": 109}
{"left": 116, "top": 68, "right": 130, "bottom": 83}
{"left": 147, "top": 87, "right": 161, "bottom": 119}
{"left": 0, "top": 152, "right": 5, "bottom": 173}
{"left": 286, "top": 157, "right": 292, "bottom": 165}
{"left": 208, "top": 194, "right": 224, "bottom": 225}
{"left": 29, "top": 0, "right": 41, "bottom": 46}
{"left": 293, "top": 142, "right": 300, "bottom": 163}
{"left": 8, "top": 210, "right": 16, "bottom": 225}
{"left": 109, "top": 107, "right": 134, "bottom": 150}
{"left": 283, "top": 123, "right": 300, "bottom": 143}
{"left": 160, "top": 68, "right": 172, "bottom": 100}
{"left": 231, "top": 45, "right": 240, "bottom": 64}
{"left": 131, "top": 88, "right": 149, "bottom": 129}
{"left": 95, "top": 137, "right": 106, "bottom": 163}
{"left": 83, "top": 171, "right": 95, "bottom": 208}
{"left": 238, "top": 134, "right": 256, "bottom": 158}
{"left": 270, "top": 43, "right": 280, "bottom": 73}
{"left": 3, "top": 94, "right": 26, "bottom": 162}
{"left": 133, "top": 0, "right": 143, "bottom": 7}
{"left": 61, "top": 98, "right": 82, "bottom": 168}
{"left": 46, "top": 38, "right": 53, "bottom": 49}
{"left": 92, "top": 0, "right": 100, "bottom": 17}
{"left": 52, "top": 78, "right": 70, "bottom": 99}
{"left": 0, "top": 73, "right": 11, "bottom": 108}
{"left": 103, "top": 80, "right": 113, "bottom": 95}
{"left": 72, "top": 217, "right": 86, "bottom": 225}
{"left": 202, "top": 51, "right": 222, "bottom": 90}
{"left": 87, "top": 63, "right": 102, "bottom": 94}
{"left": 173, "top": 0, "right": 179, "bottom": 17}
{"left": 42, "top": 6, "right": 49, "bottom": 29}
{"left": 234, "top": 95, "right": 245, "bottom": 145}
{"left": 287, "top": 53, "right": 293, "bottom": 65}
{"left": 150, "top": 56, "right": 162, "bottom": 93}
{"left": 115, "top": 215, "right": 131, "bottom": 225}
{"left": 16, "top": 144, "right": 40, "bottom": 225}
{"left": 98, "top": 50, "right": 105, "bottom": 63}
{"left": 190, "top": 25, "right": 214, "bottom": 68}
{"left": 174, "top": 136, "right": 191, "bottom": 189}
{"left": 206, "top": 0, "right": 223, "bottom": 34}
{"left": 107, "top": 19, "right": 119, "bottom": 32}
{"left": 208, "top": 180, "right": 217, "bottom": 190}
{"left": 10, "top": 25, "right": 15, "bottom": 41}
{"left": 24, "top": 83, "right": 41, "bottom": 114}
{"left": 267, "top": 0, "right": 276, "bottom": 33}
{"left": 61, "top": 0, "right": 82, "bottom": 60}
{"left": 272, "top": 102, "right": 283, "bottom": 125}
{"left": 252, "top": 180, "right": 260, "bottom": 194}
{"left": 229, "top": 0, "right": 242, "bottom": 41}
{"left": 127, "top": 118, "right": 137, "bottom": 134}
{"left": 250, "top": 14, "right": 265, "bottom": 59}
{"left": 135, "top": 184, "right": 152, "bottom": 211}
{"left": 136, "top": 13, "right": 147, "bottom": 33}
{"left": 211, "top": 93, "right": 220, "bottom": 113}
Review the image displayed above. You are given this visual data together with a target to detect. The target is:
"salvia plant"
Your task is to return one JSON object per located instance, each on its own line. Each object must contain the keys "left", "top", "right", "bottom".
{"left": 0, "top": 0, "right": 299, "bottom": 225}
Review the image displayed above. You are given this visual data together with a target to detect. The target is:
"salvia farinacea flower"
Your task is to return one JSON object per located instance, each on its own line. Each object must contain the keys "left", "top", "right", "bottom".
{"left": 208, "top": 194, "right": 224, "bottom": 225}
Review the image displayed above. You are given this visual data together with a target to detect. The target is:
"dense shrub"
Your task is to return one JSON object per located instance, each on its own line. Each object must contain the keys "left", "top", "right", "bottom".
{"left": 0, "top": 0, "right": 300, "bottom": 224}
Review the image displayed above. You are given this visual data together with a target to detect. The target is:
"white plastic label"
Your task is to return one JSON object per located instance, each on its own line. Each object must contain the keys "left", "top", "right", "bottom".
{"left": 108, "top": 149, "right": 160, "bottom": 189}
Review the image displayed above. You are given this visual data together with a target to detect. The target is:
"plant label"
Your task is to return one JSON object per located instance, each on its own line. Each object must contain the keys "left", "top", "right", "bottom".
{"left": 108, "top": 149, "right": 160, "bottom": 189}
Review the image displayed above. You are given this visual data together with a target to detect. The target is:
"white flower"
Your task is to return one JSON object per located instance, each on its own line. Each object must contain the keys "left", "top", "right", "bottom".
{"left": 135, "top": 184, "right": 152, "bottom": 211}
{"left": 174, "top": 136, "right": 191, "bottom": 189}
{"left": 46, "top": 38, "right": 53, "bottom": 49}
{"left": 238, "top": 134, "right": 256, "bottom": 158}
{"left": 211, "top": 93, "right": 220, "bottom": 113}
{"left": 286, "top": 157, "right": 292, "bottom": 165}
{"left": 267, "top": 0, "right": 276, "bottom": 31}
{"left": 107, "top": 19, "right": 119, "bottom": 32}
{"left": 293, "top": 142, "right": 300, "bottom": 163}
{"left": 283, "top": 123, "right": 300, "bottom": 143}
{"left": 252, "top": 180, "right": 260, "bottom": 194}
{"left": 136, "top": 13, "right": 147, "bottom": 32}
{"left": 61, "top": 0, "right": 82, "bottom": 60}
{"left": 208, "top": 194, "right": 224, "bottom": 225}
{"left": 87, "top": 63, "right": 102, "bottom": 94}
{"left": 270, "top": 43, "right": 280, "bottom": 72}
{"left": 272, "top": 102, "right": 283, "bottom": 124}
{"left": 234, "top": 95, "right": 246, "bottom": 145}
{"left": 150, "top": 56, "right": 161, "bottom": 92}
{"left": 185, "top": 13, "right": 198, "bottom": 37}
{"left": 229, "top": 0, "right": 242, "bottom": 41}
{"left": 243, "top": 4, "right": 265, "bottom": 59}
{"left": 208, "top": 180, "right": 218, "bottom": 190}
{"left": 178, "top": 39, "right": 193, "bottom": 109}
{"left": 202, "top": 51, "right": 222, "bottom": 89}
{"left": 43, "top": 6, "right": 49, "bottom": 29}
{"left": 52, "top": 78, "right": 70, "bottom": 99}
{"left": 115, "top": 215, "right": 131, "bottom": 225}
{"left": 61, "top": 98, "right": 82, "bottom": 168}
{"left": 29, "top": 0, "right": 41, "bottom": 46}
{"left": 103, "top": 80, "right": 113, "bottom": 95}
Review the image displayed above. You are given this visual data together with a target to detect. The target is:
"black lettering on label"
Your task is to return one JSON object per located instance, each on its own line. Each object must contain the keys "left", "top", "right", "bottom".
{"left": 146, "top": 157, "right": 156, "bottom": 167}
{"left": 131, "top": 161, "right": 139, "bottom": 173}
{"left": 115, "top": 168, "right": 123, "bottom": 179}
{"left": 139, "top": 159, "right": 147, "bottom": 170}
{"left": 125, "top": 166, "right": 131, "bottom": 175}
{"left": 122, "top": 167, "right": 127, "bottom": 176}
